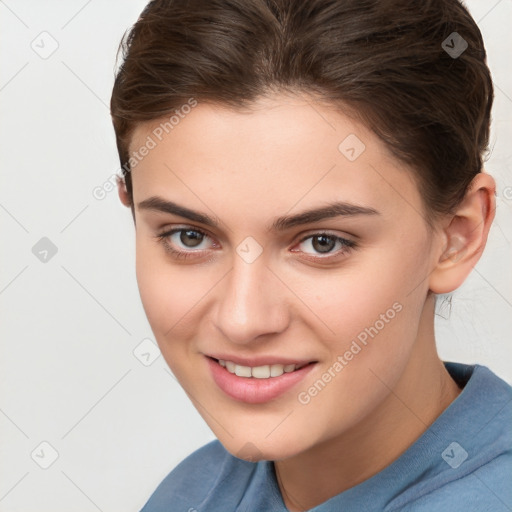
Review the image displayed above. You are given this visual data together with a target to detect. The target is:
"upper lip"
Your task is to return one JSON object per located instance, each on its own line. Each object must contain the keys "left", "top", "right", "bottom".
{"left": 205, "top": 354, "right": 316, "bottom": 367}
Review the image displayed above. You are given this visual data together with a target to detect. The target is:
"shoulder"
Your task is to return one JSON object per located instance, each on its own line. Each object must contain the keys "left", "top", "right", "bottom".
{"left": 392, "top": 364, "right": 512, "bottom": 512}
{"left": 396, "top": 451, "right": 512, "bottom": 512}
{"left": 139, "top": 440, "right": 258, "bottom": 512}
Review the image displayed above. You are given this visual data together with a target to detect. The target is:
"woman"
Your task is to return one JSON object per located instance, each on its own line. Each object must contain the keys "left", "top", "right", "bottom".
{"left": 110, "top": 0, "right": 511, "bottom": 510}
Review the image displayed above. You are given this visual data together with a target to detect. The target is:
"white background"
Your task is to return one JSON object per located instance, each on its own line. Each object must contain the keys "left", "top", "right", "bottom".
{"left": 0, "top": 1, "right": 511, "bottom": 510}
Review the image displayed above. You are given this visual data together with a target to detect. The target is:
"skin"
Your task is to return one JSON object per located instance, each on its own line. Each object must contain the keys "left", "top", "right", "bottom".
{"left": 118, "top": 92, "right": 496, "bottom": 511}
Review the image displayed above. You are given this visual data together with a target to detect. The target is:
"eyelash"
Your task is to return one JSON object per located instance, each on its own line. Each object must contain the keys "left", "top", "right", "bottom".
{"left": 154, "top": 226, "right": 358, "bottom": 263}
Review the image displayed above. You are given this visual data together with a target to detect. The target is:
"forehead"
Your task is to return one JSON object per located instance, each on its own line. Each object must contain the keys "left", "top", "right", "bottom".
{"left": 128, "top": 94, "right": 424, "bottom": 225}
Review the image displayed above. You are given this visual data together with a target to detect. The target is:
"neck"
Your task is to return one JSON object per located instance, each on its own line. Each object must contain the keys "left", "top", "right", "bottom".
{"left": 274, "top": 294, "right": 462, "bottom": 512}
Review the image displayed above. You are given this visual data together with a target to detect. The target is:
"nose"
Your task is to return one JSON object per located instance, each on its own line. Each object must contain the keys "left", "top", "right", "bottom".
{"left": 212, "top": 254, "right": 290, "bottom": 345}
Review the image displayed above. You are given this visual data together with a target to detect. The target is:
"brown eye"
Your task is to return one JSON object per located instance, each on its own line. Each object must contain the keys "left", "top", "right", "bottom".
{"left": 155, "top": 226, "right": 215, "bottom": 260}
{"left": 294, "top": 232, "right": 357, "bottom": 261}
{"left": 310, "top": 234, "right": 337, "bottom": 253}
{"left": 179, "top": 229, "right": 205, "bottom": 248}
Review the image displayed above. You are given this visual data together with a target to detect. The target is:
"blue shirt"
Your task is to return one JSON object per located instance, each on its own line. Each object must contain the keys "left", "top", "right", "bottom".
{"left": 140, "top": 362, "right": 512, "bottom": 511}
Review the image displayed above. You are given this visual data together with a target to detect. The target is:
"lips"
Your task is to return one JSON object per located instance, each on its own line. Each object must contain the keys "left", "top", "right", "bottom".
{"left": 206, "top": 356, "right": 316, "bottom": 404}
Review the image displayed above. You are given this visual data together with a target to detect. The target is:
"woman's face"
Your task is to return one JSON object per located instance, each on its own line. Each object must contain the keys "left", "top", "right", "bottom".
{"left": 127, "top": 93, "right": 444, "bottom": 460}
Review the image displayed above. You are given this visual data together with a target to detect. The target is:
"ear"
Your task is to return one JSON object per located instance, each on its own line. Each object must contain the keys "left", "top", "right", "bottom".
{"left": 117, "top": 175, "right": 132, "bottom": 207}
{"left": 429, "top": 171, "right": 496, "bottom": 294}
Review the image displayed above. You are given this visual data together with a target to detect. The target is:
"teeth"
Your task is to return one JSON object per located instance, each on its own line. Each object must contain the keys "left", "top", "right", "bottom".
{"left": 235, "top": 365, "right": 252, "bottom": 377}
{"left": 270, "top": 364, "right": 284, "bottom": 377}
{"left": 218, "top": 359, "right": 307, "bottom": 379}
{"left": 252, "top": 365, "right": 271, "bottom": 378}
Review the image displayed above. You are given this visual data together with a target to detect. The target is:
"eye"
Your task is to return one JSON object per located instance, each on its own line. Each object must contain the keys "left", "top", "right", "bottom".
{"left": 155, "top": 226, "right": 216, "bottom": 260}
{"left": 155, "top": 226, "right": 357, "bottom": 263}
{"left": 293, "top": 232, "right": 357, "bottom": 261}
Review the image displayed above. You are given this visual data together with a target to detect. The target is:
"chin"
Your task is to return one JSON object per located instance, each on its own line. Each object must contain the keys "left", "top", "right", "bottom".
{"left": 215, "top": 429, "right": 310, "bottom": 463}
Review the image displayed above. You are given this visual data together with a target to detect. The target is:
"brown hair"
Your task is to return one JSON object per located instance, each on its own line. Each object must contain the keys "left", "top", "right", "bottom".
{"left": 110, "top": 0, "right": 493, "bottom": 230}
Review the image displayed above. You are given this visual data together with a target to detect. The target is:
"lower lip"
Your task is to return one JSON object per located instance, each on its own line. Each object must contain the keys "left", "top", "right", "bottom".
{"left": 206, "top": 357, "right": 316, "bottom": 404}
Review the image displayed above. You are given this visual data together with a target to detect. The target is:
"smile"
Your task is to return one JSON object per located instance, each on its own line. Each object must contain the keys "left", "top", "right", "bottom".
{"left": 206, "top": 356, "right": 317, "bottom": 404}
{"left": 217, "top": 359, "right": 309, "bottom": 378}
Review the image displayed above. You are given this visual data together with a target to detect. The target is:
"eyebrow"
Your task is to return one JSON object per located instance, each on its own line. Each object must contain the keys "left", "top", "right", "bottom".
{"left": 137, "top": 196, "right": 380, "bottom": 232}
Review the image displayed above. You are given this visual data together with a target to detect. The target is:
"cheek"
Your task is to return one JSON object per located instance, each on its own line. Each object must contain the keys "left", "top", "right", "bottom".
{"left": 293, "top": 252, "right": 416, "bottom": 344}
{"left": 135, "top": 242, "right": 194, "bottom": 338}
{"left": 296, "top": 242, "right": 429, "bottom": 382}
{"left": 134, "top": 239, "right": 222, "bottom": 358}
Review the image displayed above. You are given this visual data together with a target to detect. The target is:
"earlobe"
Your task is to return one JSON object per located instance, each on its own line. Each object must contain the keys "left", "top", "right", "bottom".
{"left": 428, "top": 172, "right": 496, "bottom": 294}
{"left": 117, "top": 175, "right": 132, "bottom": 207}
